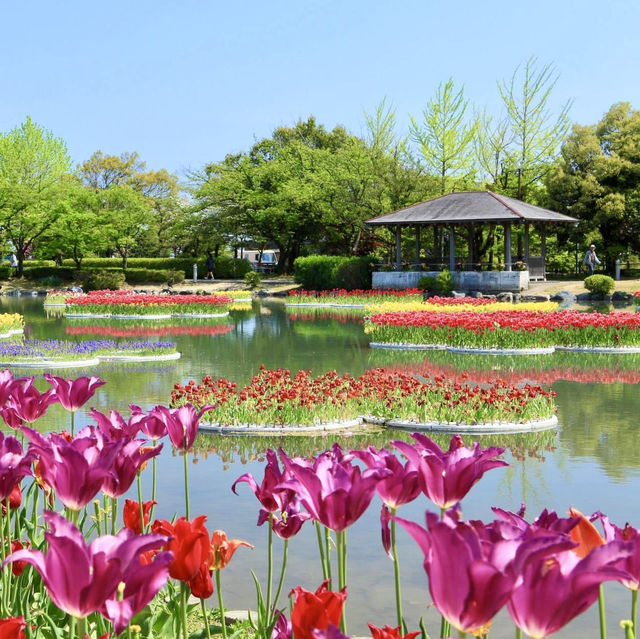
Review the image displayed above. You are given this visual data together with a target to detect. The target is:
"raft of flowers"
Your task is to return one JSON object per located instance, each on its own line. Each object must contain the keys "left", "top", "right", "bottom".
{"left": 366, "top": 309, "right": 640, "bottom": 352}
{"left": 0, "top": 313, "right": 24, "bottom": 337}
{"left": 286, "top": 288, "right": 423, "bottom": 307}
{"left": 0, "top": 370, "right": 637, "bottom": 639}
{"left": 365, "top": 298, "right": 559, "bottom": 314}
{"left": 170, "top": 366, "right": 556, "bottom": 432}
{"left": 64, "top": 291, "right": 232, "bottom": 318}
{"left": 0, "top": 339, "right": 180, "bottom": 367}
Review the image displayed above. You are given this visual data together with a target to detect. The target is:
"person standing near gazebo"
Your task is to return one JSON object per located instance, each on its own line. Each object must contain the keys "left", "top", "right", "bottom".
{"left": 583, "top": 244, "right": 601, "bottom": 275}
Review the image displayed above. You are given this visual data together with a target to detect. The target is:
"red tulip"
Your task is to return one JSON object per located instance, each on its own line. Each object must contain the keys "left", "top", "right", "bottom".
{"left": 290, "top": 580, "right": 346, "bottom": 639}
{"left": 0, "top": 616, "right": 26, "bottom": 639}
{"left": 9, "top": 541, "right": 27, "bottom": 577}
{"left": 123, "top": 498, "right": 156, "bottom": 534}
{"left": 368, "top": 624, "right": 420, "bottom": 639}
{"left": 209, "top": 530, "right": 253, "bottom": 570}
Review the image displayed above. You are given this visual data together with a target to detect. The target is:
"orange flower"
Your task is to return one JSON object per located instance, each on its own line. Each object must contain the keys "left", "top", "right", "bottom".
{"left": 368, "top": 624, "right": 420, "bottom": 639}
{"left": 569, "top": 507, "right": 604, "bottom": 558}
{"left": 210, "top": 530, "right": 253, "bottom": 570}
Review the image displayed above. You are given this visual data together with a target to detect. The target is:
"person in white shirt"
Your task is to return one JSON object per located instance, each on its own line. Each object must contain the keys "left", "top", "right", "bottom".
{"left": 583, "top": 244, "right": 601, "bottom": 275}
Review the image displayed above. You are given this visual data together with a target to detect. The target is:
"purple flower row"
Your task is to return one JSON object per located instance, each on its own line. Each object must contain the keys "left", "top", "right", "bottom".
{"left": 0, "top": 339, "right": 177, "bottom": 359}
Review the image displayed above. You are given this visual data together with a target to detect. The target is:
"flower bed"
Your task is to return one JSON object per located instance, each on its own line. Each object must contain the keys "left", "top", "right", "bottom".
{"left": 0, "top": 339, "right": 179, "bottom": 367}
{"left": 0, "top": 313, "right": 24, "bottom": 337}
{"left": 286, "top": 288, "right": 423, "bottom": 306}
{"left": 63, "top": 291, "right": 232, "bottom": 317}
{"left": 365, "top": 299, "right": 559, "bottom": 314}
{"left": 170, "top": 366, "right": 556, "bottom": 429}
{"left": 365, "top": 309, "right": 640, "bottom": 350}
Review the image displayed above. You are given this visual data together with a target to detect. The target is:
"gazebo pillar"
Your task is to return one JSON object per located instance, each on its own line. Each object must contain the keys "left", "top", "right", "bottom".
{"left": 524, "top": 222, "right": 530, "bottom": 265}
{"left": 467, "top": 224, "right": 474, "bottom": 269}
{"left": 504, "top": 222, "right": 512, "bottom": 272}
{"left": 541, "top": 225, "right": 547, "bottom": 279}
{"left": 414, "top": 225, "right": 421, "bottom": 270}
{"left": 449, "top": 225, "right": 456, "bottom": 272}
{"left": 395, "top": 225, "right": 402, "bottom": 271}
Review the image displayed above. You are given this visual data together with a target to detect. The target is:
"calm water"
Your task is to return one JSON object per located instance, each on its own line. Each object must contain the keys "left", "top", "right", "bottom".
{"left": 4, "top": 297, "right": 640, "bottom": 637}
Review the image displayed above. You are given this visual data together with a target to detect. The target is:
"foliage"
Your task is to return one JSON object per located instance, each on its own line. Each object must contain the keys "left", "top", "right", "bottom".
{"left": 334, "top": 256, "right": 375, "bottom": 290}
{"left": 123, "top": 268, "right": 185, "bottom": 285}
{"left": 22, "top": 266, "right": 76, "bottom": 281}
{"left": 547, "top": 102, "right": 640, "bottom": 269}
{"left": 584, "top": 274, "right": 615, "bottom": 295}
{"left": 213, "top": 255, "right": 252, "bottom": 278}
{"left": 416, "top": 275, "right": 438, "bottom": 292}
{"left": 243, "top": 270, "right": 261, "bottom": 288}
{"left": 436, "top": 269, "right": 455, "bottom": 295}
{"left": 293, "top": 256, "right": 345, "bottom": 290}
{"left": 84, "top": 269, "right": 126, "bottom": 291}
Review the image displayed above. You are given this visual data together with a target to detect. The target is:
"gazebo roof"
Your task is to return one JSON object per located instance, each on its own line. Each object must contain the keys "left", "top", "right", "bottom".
{"left": 365, "top": 191, "right": 578, "bottom": 226}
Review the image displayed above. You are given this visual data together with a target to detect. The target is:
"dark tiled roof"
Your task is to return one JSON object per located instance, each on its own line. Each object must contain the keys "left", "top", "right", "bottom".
{"left": 365, "top": 191, "right": 578, "bottom": 225}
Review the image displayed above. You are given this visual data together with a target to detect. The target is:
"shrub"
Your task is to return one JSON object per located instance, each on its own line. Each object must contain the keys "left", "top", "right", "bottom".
{"left": 22, "top": 267, "right": 76, "bottom": 281}
{"left": 244, "top": 271, "right": 261, "bottom": 288}
{"left": 334, "top": 257, "right": 375, "bottom": 290}
{"left": 213, "top": 256, "right": 253, "bottom": 279}
{"left": 436, "top": 269, "right": 455, "bottom": 295}
{"left": 294, "top": 256, "right": 349, "bottom": 290}
{"left": 0, "top": 266, "right": 12, "bottom": 279}
{"left": 123, "top": 269, "right": 185, "bottom": 285}
{"left": 584, "top": 274, "right": 615, "bottom": 295}
{"left": 416, "top": 275, "right": 438, "bottom": 292}
{"left": 83, "top": 270, "right": 126, "bottom": 291}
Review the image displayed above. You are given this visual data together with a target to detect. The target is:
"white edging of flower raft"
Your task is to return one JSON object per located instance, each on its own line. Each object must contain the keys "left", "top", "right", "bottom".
{"left": 554, "top": 345, "right": 640, "bottom": 354}
{"left": 381, "top": 414, "right": 558, "bottom": 434}
{"left": 369, "top": 342, "right": 448, "bottom": 351}
{"left": 171, "top": 312, "right": 230, "bottom": 318}
{"left": 0, "top": 329, "right": 24, "bottom": 339}
{"left": 97, "top": 351, "right": 181, "bottom": 362}
{"left": 198, "top": 417, "right": 366, "bottom": 435}
{"left": 0, "top": 358, "right": 101, "bottom": 369}
{"left": 447, "top": 346, "right": 556, "bottom": 355}
{"left": 65, "top": 313, "right": 114, "bottom": 319}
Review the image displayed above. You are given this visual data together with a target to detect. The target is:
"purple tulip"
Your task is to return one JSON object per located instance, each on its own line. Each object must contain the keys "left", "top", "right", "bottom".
{"left": 150, "top": 403, "right": 214, "bottom": 451}
{"left": 90, "top": 407, "right": 145, "bottom": 441}
{"left": 395, "top": 509, "right": 523, "bottom": 635}
{"left": 351, "top": 446, "right": 420, "bottom": 510}
{"left": 3, "top": 377, "right": 58, "bottom": 425}
{"left": 257, "top": 497, "right": 310, "bottom": 539}
{"left": 100, "top": 437, "right": 163, "bottom": 498}
{"left": 131, "top": 404, "right": 167, "bottom": 441}
{"left": 392, "top": 434, "right": 507, "bottom": 510}
{"left": 593, "top": 513, "right": 640, "bottom": 591}
{"left": 279, "top": 445, "right": 391, "bottom": 532}
{"left": 507, "top": 538, "right": 632, "bottom": 638}
{"left": 44, "top": 374, "right": 106, "bottom": 412}
{"left": 0, "top": 369, "right": 22, "bottom": 407}
{"left": 3, "top": 510, "right": 171, "bottom": 631}
{"left": 0, "top": 431, "right": 33, "bottom": 500}
{"left": 23, "top": 426, "right": 122, "bottom": 510}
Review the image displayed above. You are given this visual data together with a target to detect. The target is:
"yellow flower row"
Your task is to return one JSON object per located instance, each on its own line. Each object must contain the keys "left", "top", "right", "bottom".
{"left": 364, "top": 301, "right": 559, "bottom": 313}
{"left": 0, "top": 313, "right": 24, "bottom": 332}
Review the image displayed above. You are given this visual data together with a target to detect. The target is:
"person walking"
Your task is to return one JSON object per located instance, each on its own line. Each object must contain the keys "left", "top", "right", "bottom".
{"left": 583, "top": 244, "right": 601, "bottom": 275}
{"left": 206, "top": 252, "right": 215, "bottom": 280}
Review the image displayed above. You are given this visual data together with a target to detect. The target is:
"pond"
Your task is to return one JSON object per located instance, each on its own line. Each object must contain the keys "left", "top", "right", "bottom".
{"left": 4, "top": 297, "right": 640, "bottom": 638}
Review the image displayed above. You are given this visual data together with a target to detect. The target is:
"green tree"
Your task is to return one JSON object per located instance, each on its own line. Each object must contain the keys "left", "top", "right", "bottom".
{"left": 409, "top": 78, "right": 478, "bottom": 195}
{"left": 0, "top": 117, "right": 72, "bottom": 274}
{"left": 546, "top": 102, "right": 640, "bottom": 270}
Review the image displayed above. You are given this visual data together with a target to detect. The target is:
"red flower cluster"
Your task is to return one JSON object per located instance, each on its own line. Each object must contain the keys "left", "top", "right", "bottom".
{"left": 288, "top": 288, "right": 422, "bottom": 298}
{"left": 67, "top": 293, "right": 232, "bottom": 307}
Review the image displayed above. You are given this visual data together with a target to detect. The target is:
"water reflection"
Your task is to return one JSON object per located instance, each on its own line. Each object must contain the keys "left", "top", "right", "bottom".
{"left": 2, "top": 296, "right": 640, "bottom": 636}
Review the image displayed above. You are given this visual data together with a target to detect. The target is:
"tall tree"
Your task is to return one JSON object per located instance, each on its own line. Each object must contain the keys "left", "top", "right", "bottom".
{"left": 498, "top": 57, "right": 572, "bottom": 201}
{"left": 546, "top": 102, "right": 640, "bottom": 269}
{"left": 0, "top": 117, "right": 72, "bottom": 274}
{"left": 410, "top": 78, "right": 478, "bottom": 195}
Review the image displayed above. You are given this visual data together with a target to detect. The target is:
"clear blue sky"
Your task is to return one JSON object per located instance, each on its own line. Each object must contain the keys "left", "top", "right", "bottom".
{"left": 2, "top": 0, "right": 638, "bottom": 178}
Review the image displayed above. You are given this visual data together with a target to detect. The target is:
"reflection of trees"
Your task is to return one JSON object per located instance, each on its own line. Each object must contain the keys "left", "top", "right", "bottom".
{"left": 554, "top": 381, "right": 640, "bottom": 480}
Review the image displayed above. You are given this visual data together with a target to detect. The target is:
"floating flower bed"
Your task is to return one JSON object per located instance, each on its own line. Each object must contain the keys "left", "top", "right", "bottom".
{"left": 0, "top": 339, "right": 179, "bottom": 367}
{"left": 286, "top": 288, "right": 423, "bottom": 306}
{"left": 365, "top": 298, "right": 559, "bottom": 314}
{"left": 366, "top": 309, "right": 640, "bottom": 351}
{"left": 0, "top": 313, "right": 24, "bottom": 337}
{"left": 64, "top": 291, "right": 232, "bottom": 318}
{"left": 170, "top": 366, "right": 556, "bottom": 431}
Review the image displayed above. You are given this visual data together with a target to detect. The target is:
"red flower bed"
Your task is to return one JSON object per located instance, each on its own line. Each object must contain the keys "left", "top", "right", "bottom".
{"left": 66, "top": 293, "right": 232, "bottom": 307}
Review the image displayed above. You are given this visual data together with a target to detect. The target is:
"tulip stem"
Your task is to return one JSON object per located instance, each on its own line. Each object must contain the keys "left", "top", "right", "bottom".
{"left": 70, "top": 411, "right": 75, "bottom": 437}
{"left": 272, "top": 538, "right": 289, "bottom": 615}
{"left": 137, "top": 471, "right": 145, "bottom": 533}
{"left": 315, "top": 522, "right": 328, "bottom": 581}
{"left": 515, "top": 627, "right": 522, "bottom": 639}
{"left": 183, "top": 450, "right": 190, "bottom": 520}
{"left": 215, "top": 569, "right": 227, "bottom": 639}
{"left": 150, "top": 445, "right": 158, "bottom": 522}
{"left": 180, "top": 582, "right": 189, "bottom": 639}
{"left": 390, "top": 508, "right": 404, "bottom": 630}
{"left": 69, "top": 616, "right": 76, "bottom": 639}
{"left": 598, "top": 585, "right": 607, "bottom": 639}
{"left": 111, "top": 497, "right": 118, "bottom": 535}
{"left": 201, "top": 598, "right": 212, "bottom": 639}
{"left": 632, "top": 590, "right": 638, "bottom": 638}
{"left": 337, "top": 529, "right": 347, "bottom": 635}
{"left": 266, "top": 514, "right": 273, "bottom": 621}
{"left": 324, "top": 527, "right": 333, "bottom": 589}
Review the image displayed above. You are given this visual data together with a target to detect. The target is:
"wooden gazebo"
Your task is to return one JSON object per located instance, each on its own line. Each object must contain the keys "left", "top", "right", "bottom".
{"left": 365, "top": 191, "right": 578, "bottom": 291}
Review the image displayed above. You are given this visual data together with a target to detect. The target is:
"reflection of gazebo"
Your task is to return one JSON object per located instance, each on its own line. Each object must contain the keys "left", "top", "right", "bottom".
{"left": 365, "top": 191, "right": 578, "bottom": 291}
